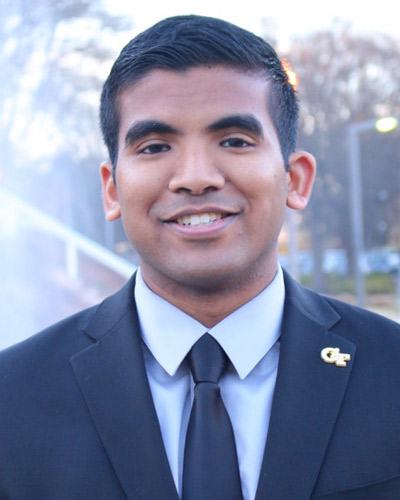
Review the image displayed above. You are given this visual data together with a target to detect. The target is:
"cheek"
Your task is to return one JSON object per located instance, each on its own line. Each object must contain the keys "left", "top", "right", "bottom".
{"left": 242, "top": 175, "right": 287, "bottom": 236}
{"left": 117, "top": 168, "right": 163, "bottom": 213}
{"left": 238, "top": 167, "right": 286, "bottom": 205}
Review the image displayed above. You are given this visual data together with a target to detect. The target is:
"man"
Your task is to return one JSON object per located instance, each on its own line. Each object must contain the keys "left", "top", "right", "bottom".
{"left": 1, "top": 15, "right": 400, "bottom": 500}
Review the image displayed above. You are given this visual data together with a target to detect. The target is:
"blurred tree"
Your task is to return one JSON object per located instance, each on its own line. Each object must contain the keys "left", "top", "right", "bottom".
{"left": 284, "top": 24, "right": 400, "bottom": 290}
{"left": 362, "top": 127, "right": 400, "bottom": 248}
{"left": 0, "top": 0, "right": 131, "bottom": 245}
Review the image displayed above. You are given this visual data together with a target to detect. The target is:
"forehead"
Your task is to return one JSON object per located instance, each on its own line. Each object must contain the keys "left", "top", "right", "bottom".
{"left": 116, "top": 67, "right": 273, "bottom": 134}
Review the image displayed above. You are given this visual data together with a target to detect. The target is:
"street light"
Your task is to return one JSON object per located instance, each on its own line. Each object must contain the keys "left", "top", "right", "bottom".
{"left": 347, "top": 116, "right": 399, "bottom": 307}
{"left": 375, "top": 117, "right": 398, "bottom": 133}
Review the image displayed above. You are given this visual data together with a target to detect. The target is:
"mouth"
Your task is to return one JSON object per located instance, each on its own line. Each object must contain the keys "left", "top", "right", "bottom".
{"left": 175, "top": 212, "right": 227, "bottom": 227}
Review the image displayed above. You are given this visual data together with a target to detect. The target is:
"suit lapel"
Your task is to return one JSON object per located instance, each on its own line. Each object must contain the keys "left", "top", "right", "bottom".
{"left": 256, "top": 274, "right": 356, "bottom": 500}
{"left": 70, "top": 275, "right": 178, "bottom": 500}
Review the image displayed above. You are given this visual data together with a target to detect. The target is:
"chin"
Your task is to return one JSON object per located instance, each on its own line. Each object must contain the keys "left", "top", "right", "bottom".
{"left": 140, "top": 248, "right": 276, "bottom": 296}
{"left": 168, "top": 260, "right": 263, "bottom": 295}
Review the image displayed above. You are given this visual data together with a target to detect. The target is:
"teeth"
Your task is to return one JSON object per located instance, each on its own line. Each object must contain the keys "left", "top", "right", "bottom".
{"left": 177, "top": 212, "right": 223, "bottom": 227}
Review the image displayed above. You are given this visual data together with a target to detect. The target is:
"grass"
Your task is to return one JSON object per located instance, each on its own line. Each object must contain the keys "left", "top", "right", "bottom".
{"left": 300, "top": 273, "right": 397, "bottom": 295}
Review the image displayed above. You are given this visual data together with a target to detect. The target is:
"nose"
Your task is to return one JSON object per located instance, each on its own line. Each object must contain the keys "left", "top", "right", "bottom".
{"left": 168, "top": 145, "right": 225, "bottom": 195}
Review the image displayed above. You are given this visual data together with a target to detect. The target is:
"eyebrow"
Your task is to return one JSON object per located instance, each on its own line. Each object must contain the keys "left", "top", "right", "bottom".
{"left": 206, "top": 114, "right": 264, "bottom": 138}
{"left": 124, "top": 120, "right": 180, "bottom": 148}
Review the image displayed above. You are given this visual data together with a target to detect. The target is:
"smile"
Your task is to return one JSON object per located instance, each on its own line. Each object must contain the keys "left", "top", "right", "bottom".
{"left": 176, "top": 212, "right": 225, "bottom": 227}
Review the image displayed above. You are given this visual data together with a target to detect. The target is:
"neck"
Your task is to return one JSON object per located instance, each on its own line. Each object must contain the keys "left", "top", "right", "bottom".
{"left": 140, "top": 263, "right": 278, "bottom": 328}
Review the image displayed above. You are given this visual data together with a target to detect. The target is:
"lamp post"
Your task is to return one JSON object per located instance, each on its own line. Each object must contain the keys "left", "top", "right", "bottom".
{"left": 347, "top": 117, "right": 399, "bottom": 307}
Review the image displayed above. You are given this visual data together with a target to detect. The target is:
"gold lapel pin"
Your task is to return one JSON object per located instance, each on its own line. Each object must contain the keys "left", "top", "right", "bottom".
{"left": 321, "top": 347, "right": 351, "bottom": 367}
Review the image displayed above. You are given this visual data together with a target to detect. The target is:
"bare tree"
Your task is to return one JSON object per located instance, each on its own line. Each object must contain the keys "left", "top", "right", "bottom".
{"left": 284, "top": 24, "right": 400, "bottom": 290}
{"left": 0, "top": 0, "right": 131, "bottom": 242}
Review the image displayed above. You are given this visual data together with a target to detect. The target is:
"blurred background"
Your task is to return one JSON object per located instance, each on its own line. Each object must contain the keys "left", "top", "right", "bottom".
{"left": 1, "top": 0, "right": 399, "bottom": 349}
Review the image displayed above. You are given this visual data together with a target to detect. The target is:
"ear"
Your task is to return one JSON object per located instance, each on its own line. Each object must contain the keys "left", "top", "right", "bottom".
{"left": 100, "top": 161, "right": 121, "bottom": 221}
{"left": 286, "top": 151, "right": 316, "bottom": 210}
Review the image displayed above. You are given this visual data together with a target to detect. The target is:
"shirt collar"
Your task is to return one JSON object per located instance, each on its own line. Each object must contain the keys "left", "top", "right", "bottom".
{"left": 135, "top": 266, "right": 285, "bottom": 380}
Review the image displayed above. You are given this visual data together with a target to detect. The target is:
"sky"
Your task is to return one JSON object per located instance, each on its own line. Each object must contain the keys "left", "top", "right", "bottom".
{"left": 104, "top": 0, "right": 400, "bottom": 47}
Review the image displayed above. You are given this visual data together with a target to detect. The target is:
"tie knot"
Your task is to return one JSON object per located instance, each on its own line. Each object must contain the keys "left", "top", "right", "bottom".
{"left": 187, "top": 333, "right": 229, "bottom": 384}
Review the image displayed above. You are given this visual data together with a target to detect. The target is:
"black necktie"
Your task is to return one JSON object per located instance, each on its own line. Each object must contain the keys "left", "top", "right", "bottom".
{"left": 182, "top": 333, "right": 243, "bottom": 500}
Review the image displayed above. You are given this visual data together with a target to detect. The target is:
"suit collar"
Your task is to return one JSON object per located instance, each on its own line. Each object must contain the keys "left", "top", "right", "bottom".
{"left": 256, "top": 271, "right": 356, "bottom": 499}
{"left": 70, "top": 273, "right": 179, "bottom": 500}
{"left": 81, "top": 273, "right": 138, "bottom": 342}
{"left": 281, "top": 269, "right": 341, "bottom": 330}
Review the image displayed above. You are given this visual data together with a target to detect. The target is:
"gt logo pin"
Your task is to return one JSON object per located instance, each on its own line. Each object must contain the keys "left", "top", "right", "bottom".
{"left": 321, "top": 347, "right": 351, "bottom": 367}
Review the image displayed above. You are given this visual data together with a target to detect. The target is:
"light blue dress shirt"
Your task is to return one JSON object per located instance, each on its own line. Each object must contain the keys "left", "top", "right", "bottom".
{"left": 134, "top": 266, "right": 285, "bottom": 500}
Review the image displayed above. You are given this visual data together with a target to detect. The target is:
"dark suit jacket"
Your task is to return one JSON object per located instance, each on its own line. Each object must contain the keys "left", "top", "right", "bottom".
{"left": 1, "top": 272, "right": 400, "bottom": 499}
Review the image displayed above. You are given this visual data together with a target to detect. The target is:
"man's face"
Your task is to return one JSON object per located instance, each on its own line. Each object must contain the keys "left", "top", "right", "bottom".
{"left": 101, "top": 67, "right": 314, "bottom": 295}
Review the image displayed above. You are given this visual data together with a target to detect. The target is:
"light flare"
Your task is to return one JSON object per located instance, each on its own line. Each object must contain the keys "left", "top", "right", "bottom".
{"left": 282, "top": 59, "right": 297, "bottom": 90}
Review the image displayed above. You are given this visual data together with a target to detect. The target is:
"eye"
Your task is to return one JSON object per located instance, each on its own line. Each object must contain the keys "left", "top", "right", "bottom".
{"left": 220, "top": 137, "right": 253, "bottom": 148}
{"left": 138, "top": 143, "right": 170, "bottom": 155}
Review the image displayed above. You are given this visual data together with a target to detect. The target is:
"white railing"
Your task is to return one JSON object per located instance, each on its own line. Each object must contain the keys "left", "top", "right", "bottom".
{"left": 0, "top": 187, "right": 136, "bottom": 280}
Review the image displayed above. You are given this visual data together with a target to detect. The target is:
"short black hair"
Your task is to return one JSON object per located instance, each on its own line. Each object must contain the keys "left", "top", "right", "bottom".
{"left": 100, "top": 15, "right": 298, "bottom": 174}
